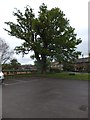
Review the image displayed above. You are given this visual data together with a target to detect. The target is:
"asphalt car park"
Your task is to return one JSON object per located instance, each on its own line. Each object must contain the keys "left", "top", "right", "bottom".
{"left": 2, "top": 77, "right": 88, "bottom": 118}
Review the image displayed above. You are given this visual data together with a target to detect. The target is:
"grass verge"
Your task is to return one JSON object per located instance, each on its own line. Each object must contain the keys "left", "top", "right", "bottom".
{"left": 5, "top": 72, "right": 89, "bottom": 81}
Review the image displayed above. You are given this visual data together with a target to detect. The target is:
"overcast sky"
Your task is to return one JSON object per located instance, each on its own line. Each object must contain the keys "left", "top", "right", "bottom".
{"left": 0, "top": 0, "right": 89, "bottom": 64}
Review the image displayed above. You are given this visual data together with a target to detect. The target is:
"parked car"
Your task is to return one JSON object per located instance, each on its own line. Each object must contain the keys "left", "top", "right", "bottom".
{"left": 0, "top": 71, "right": 4, "bottom": 83}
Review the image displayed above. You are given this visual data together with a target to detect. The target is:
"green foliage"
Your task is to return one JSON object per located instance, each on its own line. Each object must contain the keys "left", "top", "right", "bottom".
{"left": 2, "top": 59, "right": 21, "bottom": 70}
{"left": 4, "top": 3, "right": 82, "bottom": 73}
{"left": 10, "top": 59, "right": 21, "bottom": 70}
{"left": 63, "top": 62, "right": 75, "bottom": 71}
{"left": 2, "top": 63, "right": 11, "bottom": 70}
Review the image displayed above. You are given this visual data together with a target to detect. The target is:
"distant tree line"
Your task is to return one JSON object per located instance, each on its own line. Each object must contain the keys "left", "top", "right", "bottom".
{"left": 2, "top": 59, "right": 21, "bottom": 71}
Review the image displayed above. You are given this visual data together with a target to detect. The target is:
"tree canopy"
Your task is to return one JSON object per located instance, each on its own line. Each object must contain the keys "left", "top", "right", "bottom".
{"left": 4, "top": 3, "right": 82, "bottom": 73}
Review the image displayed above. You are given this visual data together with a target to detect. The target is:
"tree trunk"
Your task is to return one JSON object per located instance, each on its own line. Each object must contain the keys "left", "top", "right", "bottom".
{"left": 41, "top": 54, "right": 47, "bottom": 74}
{"left": 34, "top": 51, "right": 47, "bottom": 73}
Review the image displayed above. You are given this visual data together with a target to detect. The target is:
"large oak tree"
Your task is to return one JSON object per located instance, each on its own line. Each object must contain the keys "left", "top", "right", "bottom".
{"left": 4, "top": 3, "right": 82, "bottom": 73}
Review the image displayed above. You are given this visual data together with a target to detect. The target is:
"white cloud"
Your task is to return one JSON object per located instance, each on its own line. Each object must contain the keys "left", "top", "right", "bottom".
{"left": 14, "top": 54, "right": 34, "bottom": 65}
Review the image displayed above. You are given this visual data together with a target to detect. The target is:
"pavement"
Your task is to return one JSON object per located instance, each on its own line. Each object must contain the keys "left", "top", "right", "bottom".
{"left": 2, "top": 77, "right": 88, "bottom": 118}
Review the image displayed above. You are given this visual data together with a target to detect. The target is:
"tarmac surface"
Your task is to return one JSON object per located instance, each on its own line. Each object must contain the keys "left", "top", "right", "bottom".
{"left": 2, "top": 77, "right": 88, "bottom": 118}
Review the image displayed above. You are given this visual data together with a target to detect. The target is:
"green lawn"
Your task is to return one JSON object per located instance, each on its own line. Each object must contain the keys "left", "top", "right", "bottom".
{"left": 5, "top": 72, "right": 89, "bottom": 81}
{"left": 45, "top": 72, "right": 89, "bottom": 80}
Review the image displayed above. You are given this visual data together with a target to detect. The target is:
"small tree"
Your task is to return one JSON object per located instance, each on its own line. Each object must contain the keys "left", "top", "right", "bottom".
{"left": 0, "top": 38, "right": 14, "bottom": 65}
{"left": 10, "top": 59, "right": 21, "bottom": 70}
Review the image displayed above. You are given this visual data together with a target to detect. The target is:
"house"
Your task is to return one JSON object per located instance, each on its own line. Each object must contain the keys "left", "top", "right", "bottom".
{"left": 50, "top": 62, "right": 63, "bottom": 71}
{"left": 74, "top": 57, "right": 90, "bottom": 72}
{"left": 50, "top": 57, "right": 90, "bottom": 72}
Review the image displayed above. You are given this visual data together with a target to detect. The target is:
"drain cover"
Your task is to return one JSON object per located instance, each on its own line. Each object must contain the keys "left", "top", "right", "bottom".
{"left": 79, "top": 105, "right": 88, "bottom": 111}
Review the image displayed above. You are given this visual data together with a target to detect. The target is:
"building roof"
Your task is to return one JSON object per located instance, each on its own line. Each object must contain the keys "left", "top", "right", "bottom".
{"left": 75, "top": 57, "right": 89, "bottom": 63}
